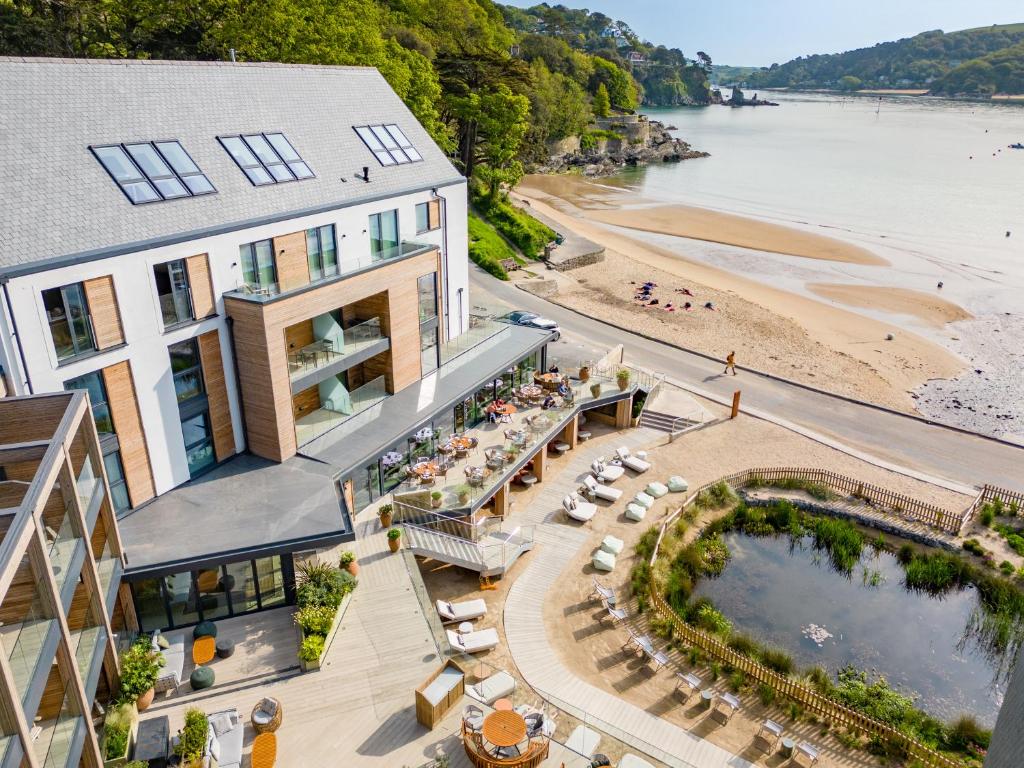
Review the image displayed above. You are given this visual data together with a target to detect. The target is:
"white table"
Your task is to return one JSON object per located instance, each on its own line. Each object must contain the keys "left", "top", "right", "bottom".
{"left": 458, "top": 621, "right": 474, "bottom": 635}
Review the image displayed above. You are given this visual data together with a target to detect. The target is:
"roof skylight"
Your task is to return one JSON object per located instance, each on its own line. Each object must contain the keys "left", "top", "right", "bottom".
{"left": 218, "top": 132, "right": 315, "bottom": 186}
{"left": 355, "top": 125, "right": 423, "bottom": 166}
{"left": 91, "top": 141, "right": 216, "bottom": 205}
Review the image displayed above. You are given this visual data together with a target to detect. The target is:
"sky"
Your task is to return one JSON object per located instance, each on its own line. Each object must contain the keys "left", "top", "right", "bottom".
{"left": 500, "top": 0, "right": 1024, "bottom": 66}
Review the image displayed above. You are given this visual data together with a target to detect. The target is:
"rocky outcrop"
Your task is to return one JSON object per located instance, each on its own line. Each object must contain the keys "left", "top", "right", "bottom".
{"left": 537, "top": 117, "right": 709, "bottom": 177}
{"left": 726, "top": 87, "right": 779, "bottom": 107}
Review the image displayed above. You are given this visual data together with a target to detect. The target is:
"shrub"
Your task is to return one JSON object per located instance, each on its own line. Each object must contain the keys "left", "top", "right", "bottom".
{"left": 687, "top": 647, "right": 703, "bottom": 666}
{"left": 695, "top": 481, "right": 734, "bottom": 509}
{"left": 809, "top": 517, "right": 864, "bottom": 573}
{"left": 474, "top": 194, "right": 556, "bottom": 259}
{"left": 467, "top": 214, "right": 512, "bottom": 279}
{"left": 760, "top": 647, "right": 795, "bottom": 675}
{"left": 339, "top": 550, "right": 355, "bottom": 567}
{"left": 387, "top": 528, "right": 402, "bottom": 540}
{"left": 903, "top": 552, "right": 972, "bottom": 593}
{"left": 1005, "top": 533, "right": 1024, "bottom": 556}
{"left": 728, "top": 670, "right": 746, "bottom": 692}
{"left": 945, "top": 715, "right": 991, "bottom": 751}
{"left": 295, "top": 605, "right": 336, "bottom": 636}
{"left": 758, "top": 682, "right": 775, "bottom": 706}
{"left": 695, "top": 534, "right": 730, "bottom": 575}
{"left": 298, "top": 634, "right": 325, "bottom": 662}
{"left": 980, "top": 505, "right": 995, "bottom": 527}
{"left": 695, "top": 603, "right": 732, "bottom": 635}
{"left": 174, "top": 709, "right": 208, "bottom": 764}
{"left": 103, "top": 721, "right": 130, "bottom": 760}
{"left": 117, "top": 637, "right": 164, "bottom": 703}
{"left": 296, "top": 563, "right": 354, "bottom": 610}
{"left": 727, "top": 633, "right": 757, "bottom": 656}
{"left": 708, "top": 661, "right": 721, "bottom": 681}
{"left": 897, "top": 543, "right": 916, "bottom": 564}
{"left": 962, "top": 538, "right": 985, "bottom": 556}
{"left": 1000, "top": 560, "right": 1016, "bottom": 576}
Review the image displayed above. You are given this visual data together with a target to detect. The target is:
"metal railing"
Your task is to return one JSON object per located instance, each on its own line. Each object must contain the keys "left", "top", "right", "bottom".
{"left": 287, "top": 317, "right": 384, "bottom": 379}
{"left": 439, "top": 318, "right": 510, "bottom": 367}
{"left": 294, "top": 375, "right": 388, "bottom": 446}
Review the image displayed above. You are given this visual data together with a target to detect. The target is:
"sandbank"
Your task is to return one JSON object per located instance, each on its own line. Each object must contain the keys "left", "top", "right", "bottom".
{"left": 808, "top": 283, "right": 972, "bottom": 328}
{"left": 523, "top": 176, "right": 888, "bottom": 266}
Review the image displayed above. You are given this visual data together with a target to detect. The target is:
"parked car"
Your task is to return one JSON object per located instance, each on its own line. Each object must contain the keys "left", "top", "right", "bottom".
{"left": 499, "top": 311, "right": 561, "bottom": 340}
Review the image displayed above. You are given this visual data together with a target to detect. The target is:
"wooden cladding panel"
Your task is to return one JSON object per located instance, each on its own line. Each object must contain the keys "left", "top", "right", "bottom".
{"left": 292, "top": 386, "right": 320, "bottom": 422}
{"left": 284, "top": 320, "right": 314, "bottom": 356}
{"left": 0, "top": 558, "right": 36, "bottom": 625}
{"left": 37, "top": 664, "right": 66, "bottom": 721}
{"left": 82, "top": 275, "right": 124, "bottom": 349}
{"left": 186, "top": 254, "right": 216, "bottom": 319}
{"left": 101, "top": 362, "right": 155, "bottom": 506}
{"left": 427, "top": 199, "right": 441, "bottom": 231}
{"left": 274, "top": 230, "right": 310, "bottom": 293}
{"left": 224, "top": 248, "right": 439, "bottom": 462}
{"left": 0, "top": 396, "right": 68, "bottom": 444}
{"left": 197, "top": 330, "right": 236, "bottom": 463}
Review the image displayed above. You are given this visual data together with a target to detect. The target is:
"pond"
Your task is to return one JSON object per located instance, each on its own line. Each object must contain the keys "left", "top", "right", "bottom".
{"left": 691, "top": 532, "right": 1007, "bottom": 726}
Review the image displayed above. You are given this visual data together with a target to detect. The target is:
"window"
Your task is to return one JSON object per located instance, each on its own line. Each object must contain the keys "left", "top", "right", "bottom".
{"left": 415, "top": 200, "right": 441, "bottom": 233}
{"left": 218, "top": 132, "right": 314, "bottom": 186}
{"left": 169, "top": 339, "right": 204, "bottom": 403}
{"left": 102, "top": 451, "right": 131, "bottom": 514}
{"left": 42, "top": 283, "right": 96, "bottom": 361}
{"left": 420, "top": 326, "right": 439, "bottom": 375}
{"left": 181, "top": 411, "right": 215, "bottom": 477}
{"left": 305, "top": 225, "right": 338, "bottom": 282}
{"left": 64, "top": 371, "right": 113, "bottom": 434}
{"left": 417, "top": 273, "right": 437, "bottom": 321}
{"left": 153, "top": 260, "right": 194, "bottom": 328}
{"left": 90, "top": 141, "right": 214, "bottom": 204}
{"left": 369, "top": 210, "right": 399, "bottom": 260}
{"left": 355, "top": 124, "right": 423, "bottom": 166}
{"left": 239, "top": 239, "right": 277, "bottom": 289}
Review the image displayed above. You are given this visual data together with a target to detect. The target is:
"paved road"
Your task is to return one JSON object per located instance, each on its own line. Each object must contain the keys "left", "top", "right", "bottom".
{"left": 470, "top": 269, "right": 1024, "bottom": 493}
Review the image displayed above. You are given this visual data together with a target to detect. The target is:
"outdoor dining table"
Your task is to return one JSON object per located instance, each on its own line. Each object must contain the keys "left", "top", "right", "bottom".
{"left": 488, "top": 403, "right": 518, "bottom": 417}
{"left": 410, "top": 461, "right": 440, "bottom": 480}
{"left": 442, "top": 436, "right": 474, "bottom": 453}
{"left": 519, "top": 384, "right": 543, "bottom": 400}
{"left": 533, "top": 372, "right": 562, "bottom": 391}
{"left": 482, "top": 711, "right": 527, "bottom": 753}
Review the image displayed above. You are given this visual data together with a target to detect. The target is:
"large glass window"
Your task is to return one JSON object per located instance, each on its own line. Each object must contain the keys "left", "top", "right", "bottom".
{"left": 165, "top": 572, "right": 200, "bottom": 627}
{"left": 420, "top": 326, "right": 439, "bottom": 376}
{"left": 305, "top": 225, "right": 338, "bottom": 282}
{"left": 181, "top": 411, "right": 215, "bottom": 477}
{"left": 102, "top": 451, "right": 131, "bottom": 514}
{"left": 219, "top": 133, "right": 314, "bottom": 185}
{"left": 64, "top": 371, "right": 112, "bottom": 434}
{"left": 417, "top": 273, "right": 437, "bottom": 321}
{"left": 133, "top": 578, "right": 169, "bottom": 632}
{"left": 354, "top": 124, "right": 423, "bottom": 166}
{"left": 226, "top": 561, "right": 259, "bottom": 614}
{"left": 91, "top": 141, "right": 214, "bottom": 204}
{"left": 351, "top": 463, "right": 382, "bottom": 512}
{"left": 195, "top": 568, "right": 230, "bottom": 620}
{"left": 169, "top": 339, "right": 204, "bottom": 403}
{"left": 42, "top": 283, "right": 96, "bottom": 361}
{"left": 255, "top": 557, "right": 286, "bottom": 607}
{"left": 369, "top": 210, "right": 399, "bottom": 260}
{"left": 239, "top": 239, "right": 277, "bottom": 289}
{"left": 154, "top": 259, "right": 194, "bottom": 328}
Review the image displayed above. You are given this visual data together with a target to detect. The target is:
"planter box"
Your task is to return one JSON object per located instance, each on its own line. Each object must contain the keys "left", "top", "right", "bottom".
{"left": 299, "top": 590, "right": 353, "bottom": 672}
{"left": 101, "top": 704, "right": 138, "bottom": 767}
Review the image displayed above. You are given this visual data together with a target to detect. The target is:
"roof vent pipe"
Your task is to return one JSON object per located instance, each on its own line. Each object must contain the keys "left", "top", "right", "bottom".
{"left": 363, "top": 166, "right": 370, "bottom": 183}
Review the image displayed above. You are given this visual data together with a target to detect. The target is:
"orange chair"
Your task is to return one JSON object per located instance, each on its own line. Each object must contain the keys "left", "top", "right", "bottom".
{"left": 252, "top": 732, "right": 277, "bottom": 768}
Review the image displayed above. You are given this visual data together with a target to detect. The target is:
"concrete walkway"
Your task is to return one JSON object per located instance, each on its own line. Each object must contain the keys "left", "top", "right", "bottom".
{"left": 504, "top": 427, "right": 752, "bottom": 768}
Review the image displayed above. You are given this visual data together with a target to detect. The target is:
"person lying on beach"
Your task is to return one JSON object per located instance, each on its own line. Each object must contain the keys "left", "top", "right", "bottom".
{"left": 664, "top": 303, "right": 675, "bottom": 311}
{"left": 674, "top": 288, "right": 694, "bottom": 296}
{"left": 704, "top": 301, "right": 715, "bottom": 310}
{"left": 648, "top": 298, "right": 659, "bottom": 306}
{"left": 683, "top": 302, "right": 692, "bottom": 310}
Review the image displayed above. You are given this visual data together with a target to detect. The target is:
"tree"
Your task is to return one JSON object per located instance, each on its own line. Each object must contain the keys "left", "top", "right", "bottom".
{"left": 593, "top": 82, "right": 610, "bottom": 117}
{"left": 467, "top": 85, "right": 530, "bottom": 198}
{"left": 696, "top": 50, "right": 712, "bottom": 73}
{"left": 838, "top": 75, "right": 863, "bottom": 91}
{"left": 590, "top": 56, "right": 638, "bottom": 111}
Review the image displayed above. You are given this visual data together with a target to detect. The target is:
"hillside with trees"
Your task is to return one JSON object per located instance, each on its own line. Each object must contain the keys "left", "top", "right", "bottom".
{"left": 742, "top": 23, "right": 1024, "bottom": 94}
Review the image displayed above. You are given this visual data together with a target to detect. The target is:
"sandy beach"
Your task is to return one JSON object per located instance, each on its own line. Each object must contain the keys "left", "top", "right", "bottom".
{"left": 515, "top": 174, "right": 967, "bottom": 412}
{"left": 807, "top": 284, "right": 974, "bottom": 328}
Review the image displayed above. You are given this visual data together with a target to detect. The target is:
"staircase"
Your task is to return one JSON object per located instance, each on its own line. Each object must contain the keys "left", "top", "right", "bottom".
{"left": 402, "top": 524, "right": 534, "bottom": 577}
{"left": 639, "top": 409, "right": 699, "bottom": 435}
{"left": 638, "top": 382, "right": 712, "bottom": 437}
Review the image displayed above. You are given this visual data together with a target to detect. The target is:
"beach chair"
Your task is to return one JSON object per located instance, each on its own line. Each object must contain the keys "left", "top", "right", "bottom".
{"left": 616, "top": 446, "right": 651, "bottom": 473}
{"left": 793, "top": 742, "right": 820, "bottom": 767}
{"left": 602, "top": 605, "right": 627, "bottom": 625}
{"left": 565, "top": 725, "right": 601, "bottom": 757}
{"left": 583, "top": 475, "right": 623, "bottom": 502}
{"left": 435, "top": 598, "right": 487, "bottom": 625}
{"left": 563, "top": 494, "right": 597, "bottom": 523}
{"left": 590, "top": 578, "right": 615, "bottom": 605}
{"left": 446, "top": 628, "right": 499, "bottom": 654}
{"left": 711, "top": 691, "right": 741, "bottom": 724}
{"left": 675, "top": 672, "right": 702, "bottom": 700}
{"left": 591, "top": 458, "right": 625, "bottom": 483}
{"left": 644, "top": 646, "right": 670, "bottom": 671}
{"left": 755, "top": 719, "right": 783, "bottom": 753}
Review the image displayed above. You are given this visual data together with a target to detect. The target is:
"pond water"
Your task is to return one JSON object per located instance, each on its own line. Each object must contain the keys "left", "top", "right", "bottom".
{"left": 691, "top": 532, "right": 1007, "bottom": 726}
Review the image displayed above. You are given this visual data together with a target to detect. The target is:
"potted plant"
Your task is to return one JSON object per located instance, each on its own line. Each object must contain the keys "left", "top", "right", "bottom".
{"left": 173, "top": 709, "right": 208, "bottom": 768}
{"left": 590, "top": 382, "right": 602, "bottom": 399}
{"left": 579, "top": 366, "right": 590, "bottom": 383}
{"left": 339, "top": 550, "right": 358, "bottom": 577}
{"left": 298, "top": 634, "right": 326, "bottom": 671}
{"left": 101, "top": 706, "right": 134, "bottom": 768}
{"left": 616, "top": 368, "right": 631, "bottom": 391}
{"left": 387, "top": 527, "right": 402, "bottom": 553}
{"left": 455, "top": 484, "right": 472, "bottom": 505}
{"left": 118, "top": 637, "right": 164, "bottom": 712}
{"left": 430, "top": 491, "right": 443, "bottom": 509}
{"left": 378, "top": 503, "right": 393, "bottom": 529}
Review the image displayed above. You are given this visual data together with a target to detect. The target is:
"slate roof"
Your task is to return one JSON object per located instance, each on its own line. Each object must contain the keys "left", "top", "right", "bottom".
{"left": 0, "top": 58, "right": 463, "bottom": 276}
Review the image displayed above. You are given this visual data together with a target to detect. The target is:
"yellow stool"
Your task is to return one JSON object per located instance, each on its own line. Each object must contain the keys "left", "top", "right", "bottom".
{"left": 192, "top": 635, "right": 216, "bottom": 666}
{"left": 252, "top": 732, "right": 277, "bottom": 768}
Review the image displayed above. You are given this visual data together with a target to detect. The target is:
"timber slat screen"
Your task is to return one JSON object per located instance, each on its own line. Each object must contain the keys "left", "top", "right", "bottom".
{"left": 646, "top": 467, "right": 972, "bottom": 768}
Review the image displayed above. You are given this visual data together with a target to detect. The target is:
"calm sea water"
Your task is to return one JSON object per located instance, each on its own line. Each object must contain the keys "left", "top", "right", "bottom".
{"left": 691, "top": 531, "right": 1007, "bottom": 726}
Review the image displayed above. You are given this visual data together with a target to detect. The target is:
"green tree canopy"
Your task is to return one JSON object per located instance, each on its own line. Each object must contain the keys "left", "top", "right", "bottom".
{"left": 592, "top": 82, "right": 611, "bottom": 117}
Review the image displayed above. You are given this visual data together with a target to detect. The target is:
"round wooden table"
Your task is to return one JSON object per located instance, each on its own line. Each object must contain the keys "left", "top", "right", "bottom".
{"left": 488, "top": 403, "right": 518, "bottom": 417}
{"left": 519, "top": 384, "right": 543, "bottom": 400}
{"left": 534, "top": 373, "right": 562, "bottom": 392}
{"left": 482, "top": 710, "right": 527, "bottom": 749}
{"left": 442, "top": 436, "right": 473, "bottom": 453}
{"left": 410, "top": 461, "right": 439, "bottom": 480}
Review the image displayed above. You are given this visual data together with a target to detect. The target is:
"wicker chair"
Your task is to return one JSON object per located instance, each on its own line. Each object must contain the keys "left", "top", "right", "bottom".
{"left": 252, "top": 697, "right": 283, "bottom": 734}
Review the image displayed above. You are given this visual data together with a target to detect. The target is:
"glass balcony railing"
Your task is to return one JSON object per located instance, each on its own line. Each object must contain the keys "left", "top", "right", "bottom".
{"left": 227, "top": 241, "right": 435, "bottom": 303}
{"left": 5, "top": 614, "right": 57, "bottom": 705}
{"left": 96, "top": 547, "right": 122, "bottom": 609}
{"left": 46, "top": 513, "right": 82, "bottom": 596}
{"left": 71, "top": 625, "right": 105, "bottom": 685}
{"left": 288, "top": 317, "right": 385, "bottom": 381}
{"left": 438, "top": 318, "right": 510, "bottom": 367}
{"left": 37, "top": 684, "right": 82, "bottom": 768}
{"left": 294, "top": 375, "right": 388, "bottom": 446}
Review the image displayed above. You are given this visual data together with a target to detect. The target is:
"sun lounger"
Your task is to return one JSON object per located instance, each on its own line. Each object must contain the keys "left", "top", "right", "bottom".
{"left": 756, "top": 719, "right": 783, "bottom": 752}
{"left": 623, "top": 631, "right": 653, "bottom": 655}
{"left": 645, "top": 647, "right": 670, "bottom": 670}
{"left": 620, "top": 755, "right": 656, "bottom": 768}
{"left": 436, "top": 598, "right": 487, "bottom": 624}
{"left": 633, "top": 491, "right": 655, "bottom": 509}
{"left": 584, "top": 474, "right": 623, "bottom": 502}
{"left": 447, "top": 627, "right": 499, "bottom": 654}
{"left": 466, "top": 670, "right": 516, "bottom": 705}
{"left": 667, "top": 476, "right": 689, "bottom": 493}
{"left": 590, "top": 578, "right": 615, "bottom": 604}
{"left": 616, "top": 446, "right": 651, "bottom": 473}
{"left": 676, "top": 672, "right": 702, "bottom": 698}
{"left": 604, "top": 606, "right": 627, "bottom": 624}
{"left": 565, "top": 724, "right": 601, "bottom": 757}
{"left": 625, "top": 503, "right": 647, "bottom": 522}
{"left": 600, "top": 535, "right": 624, "bottom": 555}
{"left": 592, "top": 550, "right": 616, "bottom": 571}
{"left": 591, "top": 458, "right": 625, "bottom": 483}
{"left": 563, "top": 494, "right": 597, "bottom": 523}
{"left": 645, "top": 481, "right": 669, "bottom": 498}
{"left": 794, "top": 742, "right": 820, "bottom": 767}
{"left": 711, "top": 691, "right": 741, "bottom": 723}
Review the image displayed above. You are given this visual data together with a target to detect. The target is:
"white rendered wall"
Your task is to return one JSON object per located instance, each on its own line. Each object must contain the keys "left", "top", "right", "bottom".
{"left": 3, "top": 179, "right": 468, "bottom": 497}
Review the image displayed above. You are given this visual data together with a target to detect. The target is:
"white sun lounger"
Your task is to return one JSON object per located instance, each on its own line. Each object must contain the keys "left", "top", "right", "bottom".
{"left": 446, "top": 627, "right": 499, "bottom": 654}
{"left": 565, "top": 724, "right": 601, "bottom": 757}
{"left": 563, "top": 494, "right": 597, "bottom": 523}
{"left": 591, "top": 578, "right": 615, "bottom": 604}
{"left": 795, "top": 742, "right": 820, "bottom": 767}
{"left": 604, "top": 605, "right": 627, "bottom": 624}
{"left": 616, "top": 446, "right": 651, "bottom": 473}
{"left": 644, "top": 646, "right": 670, "bottom": 670}
{"left": 466, "top": 670, "right": 516, "bottom": 705}
{"left": 436, "top": 598, "right": 487, "bottom": 624}
{"left": 584, "top": 475, "right": 623, "bottom": 502}
{"left": 676, "top": 672, "right": 702, "bottom": 696}
{"left": 620, "top": 755, "right": 656, "bottom": 768}
{"left": 591, "top": 458, "right": 625, "bottom": 483}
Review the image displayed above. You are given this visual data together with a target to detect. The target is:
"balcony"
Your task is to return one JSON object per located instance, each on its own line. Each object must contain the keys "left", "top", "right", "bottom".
{"left": 2, "top": 613, "right": 58, "bottom": 706}
{"left": 226, "top": 241, "right": 436, "bottom": 304}
{"left": 288, "top": 316, "right": 387, "bottom": 384}
{"left": 438, "top": 318, "right": 510, "bottom": 368}
{"left": 294, "top": 375, "right": 388, "bottom": 446}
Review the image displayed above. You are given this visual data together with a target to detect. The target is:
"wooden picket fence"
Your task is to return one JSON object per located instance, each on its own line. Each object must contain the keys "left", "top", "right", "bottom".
{"left": 965, "top": 484, "right": 1024, "bottom": 522}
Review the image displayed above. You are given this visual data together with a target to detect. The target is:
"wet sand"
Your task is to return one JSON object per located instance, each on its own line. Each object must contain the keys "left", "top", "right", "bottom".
{"left": 808, "top": 284, "right": 973, "bottom": 328}
{"left": 589, "top": 204, "right": 890, "bottom": 266}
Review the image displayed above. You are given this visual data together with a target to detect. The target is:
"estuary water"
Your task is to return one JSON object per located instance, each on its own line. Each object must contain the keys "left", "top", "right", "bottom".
{"left": 609, "top": 92, "right": 1024, "bottom": 440}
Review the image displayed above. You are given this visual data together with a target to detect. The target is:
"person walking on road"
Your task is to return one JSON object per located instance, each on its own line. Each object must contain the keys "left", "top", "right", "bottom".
{"left": 723, "top": 351, "right": 737, "bottom": 376}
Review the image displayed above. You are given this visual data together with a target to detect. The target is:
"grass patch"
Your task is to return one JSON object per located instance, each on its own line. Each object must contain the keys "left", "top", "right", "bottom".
{"left": 467, "top": 214, "right": 512, "bottom": 280}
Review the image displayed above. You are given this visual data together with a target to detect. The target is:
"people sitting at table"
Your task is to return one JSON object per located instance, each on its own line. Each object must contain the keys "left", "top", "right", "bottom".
{"left": 557, "top": 379, "right": 571, "bottom": 398}
{"left": 542, "top": 394, "right": 556, "bottom": 410}
{"left": 548, "top": 364, "right": 559, "bottom": 374}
